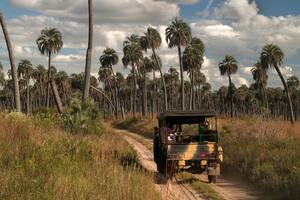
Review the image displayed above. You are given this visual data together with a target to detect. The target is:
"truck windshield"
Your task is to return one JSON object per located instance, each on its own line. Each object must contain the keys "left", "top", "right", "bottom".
{"left": 166, "top": 117, "right": 218, "bottom": 144}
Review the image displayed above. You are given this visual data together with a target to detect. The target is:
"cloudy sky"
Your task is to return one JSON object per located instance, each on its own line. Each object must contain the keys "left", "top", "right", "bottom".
{"left": 1, "top": 0, "right": 300, "bottom": 89}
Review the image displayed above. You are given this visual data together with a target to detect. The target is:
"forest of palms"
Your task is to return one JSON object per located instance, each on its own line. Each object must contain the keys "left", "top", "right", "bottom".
{"left": 0, "top": 13, "right": 299, "bottom": 123}
{"left": 1, "top": 1, "right": 300, "bottom": 199}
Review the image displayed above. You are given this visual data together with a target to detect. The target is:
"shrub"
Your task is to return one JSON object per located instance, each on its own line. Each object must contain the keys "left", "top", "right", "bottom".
{"left": 32, "top": 107, "right": 64, "bottom": 129}
{"left": 64, "top": 98, "right": 104, "bottom": 135}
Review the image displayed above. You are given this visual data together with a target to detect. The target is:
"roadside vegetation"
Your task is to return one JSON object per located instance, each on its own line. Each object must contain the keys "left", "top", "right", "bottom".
{"left": 112, "top": 115, "right": 156, "bottom": 138}
{"left": 220, "top": 118, "right": 300, "bottom": 199}
{"left": 0, "top": 110, "right": 159, "bottom": 200}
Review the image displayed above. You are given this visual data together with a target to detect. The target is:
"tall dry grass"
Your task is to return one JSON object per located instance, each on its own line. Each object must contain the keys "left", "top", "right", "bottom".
{"left": 112, "top": 116, "right": 157, "bottom": 138}
{"left": 0, "top": 112, "right": 159, "bottom": 200}
{"left": 219, "top": 117, "right": 300, "bottom": 199}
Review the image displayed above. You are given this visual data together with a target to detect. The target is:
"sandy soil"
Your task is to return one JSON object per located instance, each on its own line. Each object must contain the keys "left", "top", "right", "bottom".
{"left": 117, "top": 130, "right": 204, "bottom": 200}
{"left": 115, "top": 128, "right": 261, "bottom": 200}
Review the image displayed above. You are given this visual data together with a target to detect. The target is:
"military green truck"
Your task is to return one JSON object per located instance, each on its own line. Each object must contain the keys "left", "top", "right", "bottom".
{"left": 153, "top": 111, "right": 223, "bottom": 183}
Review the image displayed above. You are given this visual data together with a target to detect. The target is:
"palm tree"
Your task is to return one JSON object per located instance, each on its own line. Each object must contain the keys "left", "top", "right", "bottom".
{"left": 166, "top": 67, "right": 180, "bottom": 109}
{"left": 261, "top": 44, "right": 295, "bottom": 123}
{"left": 183, "top": 46, "right": 204, "bottom": 110}
{"left": 124, "top": 34, "right": 140, "bottom": 46}
{"left": 100, "top": 48, "right": 119, "bottom": 117}
{"left": 32, "top": 65, "right": 47, "bottom": 106}
{"left": 0, "top": 11, "right": 21, "bottom": 112}
{"left": 166, "top": 18, "right": 192, "bottom": 110}
{"left": 0, "top": 62, "right": 5, "bottom": 86}
{"left": 116, "top": 72, "right": 126, "bottom": 118}
{"left": 36, "top": 27, "right": 63, "bottom": 107}
{"left": 18, "top": 59, "right": 33, "bottom": 114}
{"left": 140, "top": 56, "right": 154, "bottom": 116}
{"left": 122, "top": 42, "right": 143, "bottom": 117}
{"left": 83, "top": 0, "right": 93, "bottom": 101}
{"left": 194, "top": 68, "right": 206, "bottom": 109}
{"left": 98, "top": 66, "right": 114, "bottom": 116}
{"left": 251, "top": 61, "right": 269, "bottom": 111}
{"left": 219, "top": 55, "right": 238, "bottom": 118}
{"left": 55, "top": 71, "right": 70, "bottom": 104}
{"left": 140, "top": 27, "right": 168, "bottom": 110}
{"left": 287, "top": 76, "right": 300, "bottom": 91}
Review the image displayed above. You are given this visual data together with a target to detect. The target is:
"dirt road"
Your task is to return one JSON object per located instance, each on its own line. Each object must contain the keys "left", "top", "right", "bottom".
{"left": 115, "top": 128, "right": 261, "bottom": 200}
{"left": 121, "top": 133, "right": 204, "bottom": 200}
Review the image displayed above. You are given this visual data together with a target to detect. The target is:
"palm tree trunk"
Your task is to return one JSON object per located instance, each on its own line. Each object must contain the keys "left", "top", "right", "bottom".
{"left": 90, "top": 85, "right": 116, "bottom": 113}
{"left": 152, "top": 49, "right": 168, "bottom": 111}
{"left": 83, "top": 0, "right": 93, "bottom": 101}
{"left": 142, "top": 75, "right": 147, "bottom": 117}
{"left": 26, "top": 78, "right": 30, "bottom": 114}
{"left": 178, "top": 46, "right": 184, "bottom": 110}
{"left": 152, "top": 71, "right": 156, "bottom": 116}
{"left": 50, "top": 78, "right": 63, "bottom": 114}
{"left": 274, "top": 64, "right": 295, "bottom": 123}
{"left": 133, "top": 66, "right": 137, "bottom": 117}
{"left": 228, "top": 74, "right": 233, "bottom": 118}
{"left": 115, "top": 88, "right": 119, "bottom": 118}
{"left": 189, "top": 70, "right": 194, "bottom": 110}
{"left": 46, "top": 52, "right": 51, "bottom": 107}
{"left": 0, "top": 12, "right": 21, "bottom": 112}
{"left": 262, "top": 87, "right": 269, "bottom": 117}
{"left": 109, "top": 67, "right": 118, "bottom": 118}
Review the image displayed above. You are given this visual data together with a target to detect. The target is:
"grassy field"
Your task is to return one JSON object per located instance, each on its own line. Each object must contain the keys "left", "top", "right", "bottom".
{"left": 113, "top": 116, "right": 300, "bottom": 199}
{"left": 0, "top": 112, "right": 159, "bottom": 200}
{"left": 220, "top": 118, "right": 300, "bottom": 199}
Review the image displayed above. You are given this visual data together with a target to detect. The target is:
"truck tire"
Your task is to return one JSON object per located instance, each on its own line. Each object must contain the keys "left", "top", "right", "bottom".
{"left": 166, "top": 160, "right": 176, "bottom": 179}
{"left": 157, "top": 156, "right": 166, "bottom": 174}
{"left": 208, "top": 175, "right": 216, "bottom": 184}
{"left": 153, "top": 136, "right": 159, "bottom": 163}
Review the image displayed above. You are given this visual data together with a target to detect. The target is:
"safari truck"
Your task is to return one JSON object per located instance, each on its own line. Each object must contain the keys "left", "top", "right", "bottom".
{"left": 153, "top": 111, "right": 223, "bottom": 183}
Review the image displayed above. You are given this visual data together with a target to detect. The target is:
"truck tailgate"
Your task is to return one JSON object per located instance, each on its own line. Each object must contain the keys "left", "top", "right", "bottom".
{"left": 167, "top": 143, "right": 215, "bottom": 160}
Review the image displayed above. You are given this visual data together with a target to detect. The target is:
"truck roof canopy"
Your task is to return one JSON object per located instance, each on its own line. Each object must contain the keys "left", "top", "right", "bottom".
{"left": 158, "top": 110, "right": 216, "bottom": 124}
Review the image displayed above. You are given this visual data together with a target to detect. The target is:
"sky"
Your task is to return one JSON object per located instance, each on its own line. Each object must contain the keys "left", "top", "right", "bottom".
{"left": 1, "top": 0, "right": 300, "bottom": 89}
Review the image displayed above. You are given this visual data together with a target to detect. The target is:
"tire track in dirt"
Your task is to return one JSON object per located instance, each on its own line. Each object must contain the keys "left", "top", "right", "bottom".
{"left": 115, "top": 128, "right": 262, "bottom": 200}
{"left": 116, "top": 130, "right": 204, "bottom": 200}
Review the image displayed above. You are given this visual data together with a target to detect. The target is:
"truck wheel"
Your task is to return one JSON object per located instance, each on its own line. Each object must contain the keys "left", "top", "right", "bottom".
{"left": 157, "top": 154, "right": 166, "bottom": 174}
{"left": 153, "top": 136, "right": 158, "bottom": 163}
{"left": 208, "top": 175, "right": 217, "bottom": 184}
{"left": 166, "top": 160, "right": 175, "bottom": 179}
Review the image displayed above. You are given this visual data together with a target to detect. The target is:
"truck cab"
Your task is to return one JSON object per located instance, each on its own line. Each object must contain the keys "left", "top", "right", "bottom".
{"left": 153, "top": 110, "right": 223, "bottom": 183}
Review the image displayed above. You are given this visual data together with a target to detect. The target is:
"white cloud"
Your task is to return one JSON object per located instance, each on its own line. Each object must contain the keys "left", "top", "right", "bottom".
{"left": 198, "top": 24, "right": 239, "bottom": 38}
{"left": 154, "top": 0, "right": 199, "bottom": 4}
{"left": 9, "top": 0, "right": 180, "bottom": 24}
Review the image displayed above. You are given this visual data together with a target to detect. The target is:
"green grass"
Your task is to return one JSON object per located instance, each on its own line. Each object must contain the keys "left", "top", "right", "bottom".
{"left": 0, "top": 112, "right": 159, "bottom": 200}
{"left": 191, "top": 181, "right": 224, "bottom": 200}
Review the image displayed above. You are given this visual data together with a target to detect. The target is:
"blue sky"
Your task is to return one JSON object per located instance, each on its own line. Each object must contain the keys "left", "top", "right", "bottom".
{"left": 180, "top": 0, "right": 300, "bottom": 19}
{"left": 1, "top": 0, "right": 300, "bottom": 89}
